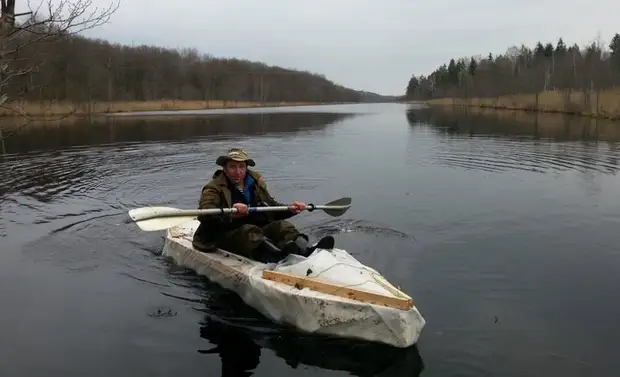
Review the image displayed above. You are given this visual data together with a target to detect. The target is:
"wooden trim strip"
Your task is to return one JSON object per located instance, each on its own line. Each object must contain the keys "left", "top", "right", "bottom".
{"left": 364, "top": 266, "right": 413, "bottom": 301}
{"left": 261, "top": 270, "right": 413, "bottom": 311}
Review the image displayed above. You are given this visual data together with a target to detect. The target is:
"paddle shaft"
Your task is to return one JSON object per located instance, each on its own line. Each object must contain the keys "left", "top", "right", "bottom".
{"left": 127, "top": 197, "right": 352, "bottom": 231}
{"left": 131, "top": 203, "right": 344, "bottom": 222}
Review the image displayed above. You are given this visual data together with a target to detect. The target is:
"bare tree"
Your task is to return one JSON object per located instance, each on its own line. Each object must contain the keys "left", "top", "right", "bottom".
{"left": 0, "top": 0, "right": 118, "bottom": 152}
{"left": 0, "top": 0, "right": 365, "bottom": 156}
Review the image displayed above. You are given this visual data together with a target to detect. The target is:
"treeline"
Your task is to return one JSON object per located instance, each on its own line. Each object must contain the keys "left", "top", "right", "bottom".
{"left": 3, "top": 34, "right": 363, "bottom": 104}
{"left": 405, "top": 33, "right": 620, "bottom": 100}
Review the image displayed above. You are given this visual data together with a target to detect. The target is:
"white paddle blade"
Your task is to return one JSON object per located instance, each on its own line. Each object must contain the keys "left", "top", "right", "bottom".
{"left": 128, "top": 206, "right": 186, "bottom": 222}
{"left": 133, "top": 215, "right": 198, "bottom": 232}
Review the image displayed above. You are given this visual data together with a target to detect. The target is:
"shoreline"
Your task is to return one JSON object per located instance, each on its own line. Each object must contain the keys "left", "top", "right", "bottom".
{"left": 415, "top": 88, "right": 620, "bottom": 121}
{"left": 409, "top": 102, "right": 620, "bottom": 142}
{"left": 0, "top": 100, "right": 353, "bottom": 118}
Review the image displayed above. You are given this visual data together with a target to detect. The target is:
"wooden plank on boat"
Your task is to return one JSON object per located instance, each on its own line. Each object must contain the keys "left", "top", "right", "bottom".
{"left": 261, "top": 270, "right": 414, "bottom": 310}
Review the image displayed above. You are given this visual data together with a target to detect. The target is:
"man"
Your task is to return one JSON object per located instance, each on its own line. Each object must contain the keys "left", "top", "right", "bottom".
{"left": 192, "top": 147, "right": 314, "bottom": 262}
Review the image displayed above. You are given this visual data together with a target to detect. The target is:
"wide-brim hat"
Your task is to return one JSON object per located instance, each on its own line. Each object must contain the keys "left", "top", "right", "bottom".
{"left": 215, "top": 148, "right": 256, "bottom": 167}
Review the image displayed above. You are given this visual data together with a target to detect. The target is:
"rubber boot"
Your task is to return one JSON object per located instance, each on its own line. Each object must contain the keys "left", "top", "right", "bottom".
{"left": 257, "top": 239, "right": 285, "bottom": 263}
{"left": 305, "top": 235, "right": 335, "bottom": 256}
{"left": 280, "top": 234, "right": 310, "bottom": 257}
{"left": 312, "top": 235, "right": 335, "bottom": 251}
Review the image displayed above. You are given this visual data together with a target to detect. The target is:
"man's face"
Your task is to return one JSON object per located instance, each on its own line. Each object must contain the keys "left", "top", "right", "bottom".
{"left": 224, "top": 160, "right": 247, "bottom": 183}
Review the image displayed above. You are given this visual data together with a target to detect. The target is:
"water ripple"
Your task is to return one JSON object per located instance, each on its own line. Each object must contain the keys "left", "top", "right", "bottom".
{"left": 427, "top": 137, "right": 620, "bottom": 174}
{"left": 303, "top": 218, "right": 414, "bottom": 239}
{"left": 407, "top": 107, "right": 620, "bottom": 175}
{"left": 3, "top": 107, "right": 620, "bottom": 377}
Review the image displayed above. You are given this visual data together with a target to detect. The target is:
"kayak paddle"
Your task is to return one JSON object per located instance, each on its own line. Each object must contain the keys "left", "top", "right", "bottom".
{"left": 127, "top": 197, "right": 352, "bottom": 232}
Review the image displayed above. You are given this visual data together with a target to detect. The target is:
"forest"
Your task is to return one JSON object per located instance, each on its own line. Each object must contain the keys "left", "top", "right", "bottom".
{"left": 4, "top": 35, "right": 364, "bottom": 105}
{"left": 405, "top": 33, "right": 620, "bottom": 101}
{"left": 0, "top": 0, "right": 370, "bottom": 118}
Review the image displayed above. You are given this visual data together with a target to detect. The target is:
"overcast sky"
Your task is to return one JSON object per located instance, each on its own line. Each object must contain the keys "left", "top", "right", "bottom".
{"left": 40, "top": 0, "right": 620, "bottom": 96}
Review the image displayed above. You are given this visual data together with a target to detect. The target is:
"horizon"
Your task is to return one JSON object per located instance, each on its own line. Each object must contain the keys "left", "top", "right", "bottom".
{"left": 17, "top": 0, "right": 620, "bottom": 97}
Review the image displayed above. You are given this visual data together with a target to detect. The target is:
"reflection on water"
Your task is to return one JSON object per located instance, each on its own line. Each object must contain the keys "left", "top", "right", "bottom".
{"left": 199, "top": 319, "right": 262, "bottom": 376}
{"left": 0, "top": 111, "right": 353, "bottom": 202}
{"left": 0, "top": 111, "right": 355, "bottom": 155}
{"left": 406, "top": 105, "right": 620, "bottom": 142}
{"left": 406, "top": 106, "right": 620, "bottom": 174}
{"left": 198, "top": 314, "right": 424, "bottom": 377}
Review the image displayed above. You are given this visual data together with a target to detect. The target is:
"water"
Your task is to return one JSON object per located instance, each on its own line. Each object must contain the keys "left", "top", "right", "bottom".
{"left": 1, "top": 103, "right": 619, "bottom": 376}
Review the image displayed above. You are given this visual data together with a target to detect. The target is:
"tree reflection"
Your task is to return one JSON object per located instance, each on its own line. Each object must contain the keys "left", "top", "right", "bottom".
{"left": 406, "top": 106, "right": 620, "bottom": 175}
{"left": 1, "top": 111, "right": 355, "bottom": 155}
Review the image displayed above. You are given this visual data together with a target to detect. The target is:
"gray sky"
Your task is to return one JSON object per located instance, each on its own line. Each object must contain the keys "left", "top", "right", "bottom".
{"left": 46, "top": 0, "right": 620, "bottom": 95}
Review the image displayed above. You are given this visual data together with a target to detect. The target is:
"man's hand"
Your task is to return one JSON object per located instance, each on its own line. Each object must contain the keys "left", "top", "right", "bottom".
{"left": 232, "top": 203, "right": 249, "bottom": 217}
{"left": 288, "top": 200, "right": 306, "bottom": 214}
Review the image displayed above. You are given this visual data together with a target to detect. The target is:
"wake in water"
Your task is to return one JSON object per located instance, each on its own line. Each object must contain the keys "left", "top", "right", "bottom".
{"left": 302, "top": 218, "right": 414, "bottom": 240}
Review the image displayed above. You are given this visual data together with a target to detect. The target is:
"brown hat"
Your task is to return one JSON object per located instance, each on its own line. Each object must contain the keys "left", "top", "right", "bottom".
{"left": 215, "top": 148, "right": 256, "bottom": 167}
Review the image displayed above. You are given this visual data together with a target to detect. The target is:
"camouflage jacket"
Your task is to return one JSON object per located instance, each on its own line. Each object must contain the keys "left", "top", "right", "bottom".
{"left": 195, "top": 169, "right": 295, "bottom": 239}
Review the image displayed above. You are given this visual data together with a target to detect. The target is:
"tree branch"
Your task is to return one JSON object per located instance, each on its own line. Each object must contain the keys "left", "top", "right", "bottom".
{"left": 0, "top": 0, "right": 119, "bottom": 153}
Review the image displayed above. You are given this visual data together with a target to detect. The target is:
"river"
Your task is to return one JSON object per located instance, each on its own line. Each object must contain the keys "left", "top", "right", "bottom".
{"left": 1, "top": 103, "right": 619, "bottom": 377}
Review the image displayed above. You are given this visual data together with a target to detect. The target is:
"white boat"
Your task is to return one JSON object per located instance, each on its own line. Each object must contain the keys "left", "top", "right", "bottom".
{"left": 161, "top": 219, "right": 426, "bottom": 348}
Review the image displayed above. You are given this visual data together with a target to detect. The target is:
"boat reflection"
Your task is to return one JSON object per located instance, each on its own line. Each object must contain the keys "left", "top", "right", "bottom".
{"left": 197, "top": 314, "right": 425, "bottom": 377}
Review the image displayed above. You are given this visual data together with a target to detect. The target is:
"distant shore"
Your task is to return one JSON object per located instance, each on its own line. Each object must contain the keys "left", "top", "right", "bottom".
{"left": 0, "top": 100, "right": 348, "bottom": 118}
{"left": 418, "top": 87, "right": 620, "bottom": 121}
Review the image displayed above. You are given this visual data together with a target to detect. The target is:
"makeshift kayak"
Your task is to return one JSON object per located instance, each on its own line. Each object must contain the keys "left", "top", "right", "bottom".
{"left": 161, "top": 219, "right": 426, "bottom": 348}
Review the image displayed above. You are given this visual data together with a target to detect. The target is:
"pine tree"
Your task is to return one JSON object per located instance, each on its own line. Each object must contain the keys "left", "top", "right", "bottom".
{"left": 555, "top": 38, "right": 567, "bottom": 55}
{"left": 468, "top": 57, "right": 477, "bottom": 76}
{"left": 609, "top": 33, "right": 620, "bottom": 72}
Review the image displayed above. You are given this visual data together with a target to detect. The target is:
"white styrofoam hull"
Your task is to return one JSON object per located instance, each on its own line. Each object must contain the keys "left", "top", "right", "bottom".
{"left": 162, "top": 220, "right": 426, "bottom": 348}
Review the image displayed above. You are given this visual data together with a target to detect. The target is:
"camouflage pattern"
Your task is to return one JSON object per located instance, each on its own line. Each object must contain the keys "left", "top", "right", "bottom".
{"left": 215, "top": 147, "right": 256, "bottom": 167}
{"left": 192, "top": 168, "right": 302, "bottom": 259}
{"left": 214, "top": 220, "right": 300, "bottom": 260}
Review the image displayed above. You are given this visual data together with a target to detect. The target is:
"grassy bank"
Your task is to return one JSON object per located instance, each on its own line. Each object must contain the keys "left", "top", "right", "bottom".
{"left": 422, "top": 87, "right": 620, "bottom": 120}
{"left": 0, "top": 99, "right": 338, "bottom": 118}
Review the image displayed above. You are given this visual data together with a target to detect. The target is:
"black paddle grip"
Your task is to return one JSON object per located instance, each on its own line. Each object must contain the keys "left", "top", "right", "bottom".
{"left": 307, "top": 203, "right": 315, "bottom": 212}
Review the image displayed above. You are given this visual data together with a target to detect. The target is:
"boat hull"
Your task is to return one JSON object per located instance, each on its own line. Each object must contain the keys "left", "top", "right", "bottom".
{"left": 161, "top": 220, "right": 426, "bottom": 348}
